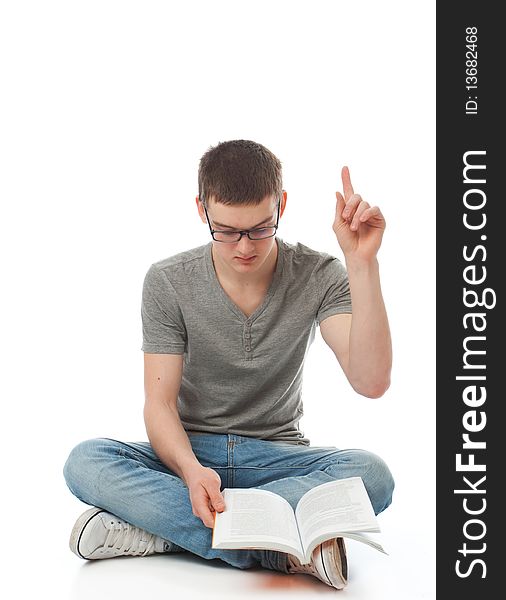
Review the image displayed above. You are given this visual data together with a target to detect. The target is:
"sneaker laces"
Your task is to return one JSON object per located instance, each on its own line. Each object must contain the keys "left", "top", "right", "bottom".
{"left": 103, "top": 518, "right": 157, "bottom": 556}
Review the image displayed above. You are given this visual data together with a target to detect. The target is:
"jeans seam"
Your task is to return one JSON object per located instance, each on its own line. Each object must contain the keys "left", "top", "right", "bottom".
{"left": 233, "top": 465, "right": 329, "bottom": 470}
{"left": 227, "top": 439, "right": 235, "bottom": 487}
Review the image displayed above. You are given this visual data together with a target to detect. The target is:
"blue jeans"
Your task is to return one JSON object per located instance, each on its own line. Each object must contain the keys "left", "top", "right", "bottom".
{"left": 63, "top": 433, "right": 394, "bottom": 574}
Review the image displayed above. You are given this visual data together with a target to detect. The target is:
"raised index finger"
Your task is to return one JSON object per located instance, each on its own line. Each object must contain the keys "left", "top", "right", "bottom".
{"left": 341, "top": 166, "right": 354, "bottom": 201}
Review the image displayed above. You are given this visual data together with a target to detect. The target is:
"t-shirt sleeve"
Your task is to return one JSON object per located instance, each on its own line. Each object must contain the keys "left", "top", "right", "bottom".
{"left": 315, "top": 255, "right": 352, "bottom": 325}
{"left": 141, "top": 264, "right": 187, "bottom": 354}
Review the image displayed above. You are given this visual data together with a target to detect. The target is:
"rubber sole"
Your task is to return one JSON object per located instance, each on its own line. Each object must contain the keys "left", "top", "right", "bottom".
{"left": 326, "top": 538, "right": 348, "bottom": 589}
{"left": 69, "top": 507, "right": 106, "bottom": 559}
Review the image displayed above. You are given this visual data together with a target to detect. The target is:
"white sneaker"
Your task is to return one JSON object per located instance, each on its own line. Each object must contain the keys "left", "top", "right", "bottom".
{"left": 69, "top": 507, "right": 174, "bottom": 560}
{"left": 287, "top": 537, "right": 348, "bottom": 590}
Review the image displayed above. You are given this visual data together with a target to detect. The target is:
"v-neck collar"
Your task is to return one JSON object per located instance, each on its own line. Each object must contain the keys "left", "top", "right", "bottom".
{"left": 205, "top": 237, "right": 285, "bottom": 323}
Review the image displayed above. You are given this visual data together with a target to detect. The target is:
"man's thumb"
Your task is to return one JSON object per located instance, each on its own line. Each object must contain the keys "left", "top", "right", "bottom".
{"left": 211, "top": 491, "right": 225, "bottom": 512}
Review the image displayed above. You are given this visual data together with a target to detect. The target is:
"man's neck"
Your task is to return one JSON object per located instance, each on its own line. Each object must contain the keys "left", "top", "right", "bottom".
{"left": 211, "top": 240, "right": 279, "bottom": 290}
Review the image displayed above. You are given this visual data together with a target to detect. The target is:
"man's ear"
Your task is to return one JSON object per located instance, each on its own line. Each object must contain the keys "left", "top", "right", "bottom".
{"left": 279, "top": 190, "right": 288, "bottom": 218}
{"left": 196, "top": 196, "right": 207, "bottom": 224}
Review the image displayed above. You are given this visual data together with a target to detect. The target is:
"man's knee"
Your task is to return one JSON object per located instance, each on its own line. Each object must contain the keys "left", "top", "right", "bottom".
{"left": 62, "top": 437, "right": 117, "bottom": 497}
{"left": 324, "top": 448, "right": 395, "bottom": 515}
{"left": 360, "top": 450, "right": 395, "bottom": 514}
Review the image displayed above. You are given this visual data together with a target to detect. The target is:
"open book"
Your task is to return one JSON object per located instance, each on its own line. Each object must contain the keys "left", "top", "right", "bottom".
{"left": 212, "top": 476, "right": 386, "bottom": 564}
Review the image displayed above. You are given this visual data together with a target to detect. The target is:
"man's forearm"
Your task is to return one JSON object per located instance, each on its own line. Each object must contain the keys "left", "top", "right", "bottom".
{"left": 144, "top": 402, "right": 202, "bottom": 484}
{"left": 345, "top": 256, "right": 392, "bottom": 398}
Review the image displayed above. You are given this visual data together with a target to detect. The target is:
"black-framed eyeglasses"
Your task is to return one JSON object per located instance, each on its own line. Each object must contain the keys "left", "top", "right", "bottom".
{"left": 203, "top": 200, "right": 280, "bottom": 243}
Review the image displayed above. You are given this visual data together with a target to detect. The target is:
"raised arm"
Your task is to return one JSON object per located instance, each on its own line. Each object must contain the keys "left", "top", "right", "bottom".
{"left": 319, "top": 166, "right": 392, "bottom": 398}
{"left": 143, "top": 353, "right": 225, "bottom": 527}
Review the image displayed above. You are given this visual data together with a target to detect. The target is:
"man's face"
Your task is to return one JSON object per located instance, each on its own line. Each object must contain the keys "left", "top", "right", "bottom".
{"left": 198, "top": 195, "right": 281, "bottom": 275}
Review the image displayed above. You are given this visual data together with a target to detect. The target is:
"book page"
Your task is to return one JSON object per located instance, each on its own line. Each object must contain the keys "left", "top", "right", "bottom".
{"left": 295, "top": 477, "right": 382, "bottom": 555}
{"left": 212, "top": 488, "right": 303, "bottom": 557}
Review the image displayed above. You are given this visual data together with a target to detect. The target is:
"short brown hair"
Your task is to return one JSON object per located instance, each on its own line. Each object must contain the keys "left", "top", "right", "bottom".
{"left": 198, "top": 139, "right": 283, "bottom": 206}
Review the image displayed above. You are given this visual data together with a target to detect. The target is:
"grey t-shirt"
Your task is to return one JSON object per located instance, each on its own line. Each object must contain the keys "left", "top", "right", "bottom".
{"left": 141, "top": 237, "right": 352, "bottom": 445}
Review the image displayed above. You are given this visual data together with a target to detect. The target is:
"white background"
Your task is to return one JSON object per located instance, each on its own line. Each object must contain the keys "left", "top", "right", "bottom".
{"left": 1, "top": 1, "right": 435, "bottom": 598}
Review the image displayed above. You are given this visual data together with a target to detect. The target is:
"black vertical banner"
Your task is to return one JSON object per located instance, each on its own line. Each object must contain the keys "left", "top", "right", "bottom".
{"left": 437, "top": 2, "right": 500, "bottom": 597}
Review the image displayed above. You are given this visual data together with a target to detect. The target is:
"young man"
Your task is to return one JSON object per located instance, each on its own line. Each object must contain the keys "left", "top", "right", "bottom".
{"left": 63, "top": 139, "right": 394, "bottom": 590}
